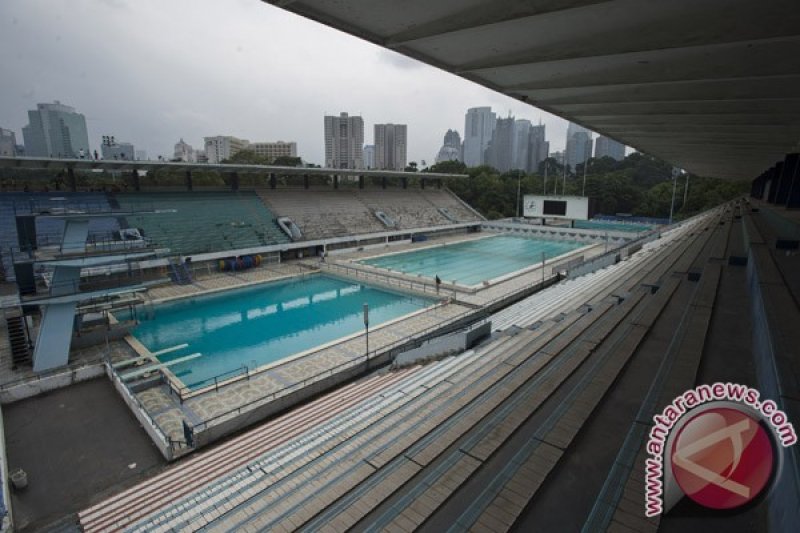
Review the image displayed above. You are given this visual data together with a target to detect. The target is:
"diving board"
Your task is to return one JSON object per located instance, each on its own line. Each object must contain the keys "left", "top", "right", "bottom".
{"left": 120, "top": 353, "right": 202, "bottom": 382}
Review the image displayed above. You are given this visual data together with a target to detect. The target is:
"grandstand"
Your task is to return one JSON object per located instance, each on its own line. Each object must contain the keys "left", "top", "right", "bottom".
{"left": 0, "top": 157, "right": 797, "bottom": 532}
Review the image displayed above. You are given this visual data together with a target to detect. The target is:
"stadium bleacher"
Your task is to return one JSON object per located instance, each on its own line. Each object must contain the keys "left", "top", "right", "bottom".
{"left": 114, "top": 191, "right": 289, "bottom": 255}
{"left": 77, "top": 209, "right": 722, "bottom": 532}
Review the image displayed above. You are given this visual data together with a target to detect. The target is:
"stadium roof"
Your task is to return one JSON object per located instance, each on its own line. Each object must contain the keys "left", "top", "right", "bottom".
{"left": 267, "top": 0, "right": 800, "bottom": 180}
{"left": 0, "top": 156, "right": 467, "bottom": 180}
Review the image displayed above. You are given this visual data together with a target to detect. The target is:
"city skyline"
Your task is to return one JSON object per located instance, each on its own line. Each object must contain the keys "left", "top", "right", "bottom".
{"left": 0, "top": 0, "right": 584, "bottom": 166}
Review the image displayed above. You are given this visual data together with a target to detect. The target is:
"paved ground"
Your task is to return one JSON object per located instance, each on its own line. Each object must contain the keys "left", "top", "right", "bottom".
{"left": 3, "top": 378, "right": 166, "bottom": 532}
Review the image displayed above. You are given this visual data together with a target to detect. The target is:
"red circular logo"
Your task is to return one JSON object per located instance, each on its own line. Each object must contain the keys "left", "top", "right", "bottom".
{"left": 671, "top": 407, "right": 774, "bottom": 510}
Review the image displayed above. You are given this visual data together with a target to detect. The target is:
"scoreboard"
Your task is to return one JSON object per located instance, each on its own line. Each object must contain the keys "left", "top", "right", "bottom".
{"left": 523, "top": 195, "right": 590, "bottom": 220}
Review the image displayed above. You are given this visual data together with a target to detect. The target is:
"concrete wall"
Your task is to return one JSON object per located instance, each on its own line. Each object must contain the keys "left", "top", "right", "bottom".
{"left": 0, "top": 364, "right": 105, "bottom": 404}
{"left": 394, "top": 321, "right": 491, "bottom": 367}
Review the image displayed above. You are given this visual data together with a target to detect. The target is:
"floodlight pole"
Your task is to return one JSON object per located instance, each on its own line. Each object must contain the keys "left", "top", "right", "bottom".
{"left": 669, "top": 169, "right": 679, "bottom": 225}
{"left": 582, "top": 156, "right": 588, "bottom": 196}
{"left": 683, "top": 174, "right": 690, "bottom": 207}
{"left": 363, "top": 303, "right": 369, "bottom": 360}
{"left": 543, "top": 161, "right": 548, "bottom": 195}
{"left": 562, "top": 161, "right": 567, "bottom": 195}
{"left": 516, "top": 174, "right": 521, "bottom": 218}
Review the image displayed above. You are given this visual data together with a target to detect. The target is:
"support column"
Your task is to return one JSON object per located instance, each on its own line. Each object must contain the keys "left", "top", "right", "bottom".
{"left": 231, "top": 172, "right": 240, "bottom": 191}
{"left": 67, "top": 167, "right": 77, "bottom": 192}
{"left": 359, "top": 175, "right": 364, "bottom": 189}
{"left": 402, "top": 177, "right": 408, "bottom": 189}
{"left": 421, "top": 179, "right": 426, "bottom": 190}
{"left": 382, "top": 176, "right": 387, "bottom": 189}
{"left": 270, "top": 172, "right": 277, "bottom": 189}
{"left": 303, "top": 174, "right": 309, "bottom": 190}
{"left": 776, "top": 153, "right": 798, "bottom": 205}
{"left": 132, "top": 169, "right": 140, "bottom": 191}
{"left": 767, "top": 164, "right": 780, "bottom": 204}
{"left": 334, "top": 175, "right": 339, "bottom": 189}
{"left": 787, "top": 157, "right": 800, "bottom": 209}
{"left": 437, "top": 179, "right": 442, "bottom": 189}
{"left": 185, "top": 170, "right": 193, "bottom": 191}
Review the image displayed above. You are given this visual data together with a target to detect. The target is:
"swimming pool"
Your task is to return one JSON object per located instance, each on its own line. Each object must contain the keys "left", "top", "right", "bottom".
{"left": 573, "top": 220, "right": 652, "bottom": 233}
{"left": 128, "top": 275, "right": 433, "bottom": 390}
{"left": 359, "top": 235, "right": 584, "bottom": 286}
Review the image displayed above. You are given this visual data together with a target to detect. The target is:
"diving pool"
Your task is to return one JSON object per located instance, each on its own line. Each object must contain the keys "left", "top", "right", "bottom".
{"left": 359, "top": 235, "right": 584, "bottom": 286}
{"left": 127, "top": 275, "right": 433, "bottom": 390}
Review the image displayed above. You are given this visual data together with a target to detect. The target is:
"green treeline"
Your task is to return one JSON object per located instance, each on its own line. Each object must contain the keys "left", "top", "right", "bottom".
{"left": 429, "top": 153, "right": 749, "bottom": 221}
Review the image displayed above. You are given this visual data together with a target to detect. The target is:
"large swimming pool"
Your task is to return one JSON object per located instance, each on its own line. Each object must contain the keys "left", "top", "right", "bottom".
{"left": 128, "top": 275, "right": 432, "bottom": 390}
{"left": 359, "top": 235, "right": 584, "bottom": 286}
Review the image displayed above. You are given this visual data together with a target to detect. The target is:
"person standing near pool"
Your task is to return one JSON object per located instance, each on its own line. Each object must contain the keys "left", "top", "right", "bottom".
{"left": 435, "top": 275, "right": 441, "bottom": 294}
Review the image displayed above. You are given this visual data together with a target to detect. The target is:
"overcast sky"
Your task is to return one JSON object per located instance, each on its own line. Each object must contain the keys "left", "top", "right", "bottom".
{"left": 0, "top": 0, "right": 576, "bottom": 165}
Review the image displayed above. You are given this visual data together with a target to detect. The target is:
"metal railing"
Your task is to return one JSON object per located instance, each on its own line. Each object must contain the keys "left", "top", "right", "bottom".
{"left": 321, "top": 261, "right": 458, "bottom": 295}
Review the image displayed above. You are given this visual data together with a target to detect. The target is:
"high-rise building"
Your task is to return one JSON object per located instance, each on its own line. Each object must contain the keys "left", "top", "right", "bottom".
{"left": 565, "top": 122, "right": 593, "bottom": 171}
{"left": 435, "top": 129, "right": 462, "bottom": 163}
{"left": 374, "top": 124, "right": 407, "bottom": 171}
{"left": 363, "top": 145, "right": 375, "bottom": 169}
{"left": 204, "top": 136, "right": 249, "bottom": 164}
{"left": 250, "top": 141, "right": 297, "bottom": 161}
{"left": 512, "top": 119, "right": 531, "bottom": 171}
{"left": 173, "top": 138, "right": 195, "bottom": 162}
{"left": 324, "top": 112, "right": 364, "bottom": 169}
{"left": 135, "top": 150, "right": 148, "bottom": 161}
{"left": 22, "top": 101, "right": 90, "bottom": 158}
{"left": 594, "top": 135, "right": 626, "bottom": 161}
{"left": 485, "top": 116, "right": 515, "bottom": 172}
{"left": 100, "top": 135, "right": 135, "bottom": 160}
{"left": 528, "top": 123, "right": 549, "bottom": 173}
{"left": 0, "top": 128, "right": 16, "bottom": 157}
{"left": 463, "top": 107, "right": 496, "bottom": 167}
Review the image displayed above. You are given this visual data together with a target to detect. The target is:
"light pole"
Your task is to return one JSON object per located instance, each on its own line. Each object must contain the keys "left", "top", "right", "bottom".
{"left": 669, "top": 167, "right": 680, "bottom": 225}
{"left": 516, "top": 173, "right": 522, "bottom": 218}
{"left": 363, "top": 303, "right": 369, "bottom": 359}
{"left": 683, "top": 173, "right": 690, "bottom": 208}
{"left": 543, "top": 160, "right": 548, "bottom": 195}
{"left": 582, "top": 156, "right": 589, "bottom": 196}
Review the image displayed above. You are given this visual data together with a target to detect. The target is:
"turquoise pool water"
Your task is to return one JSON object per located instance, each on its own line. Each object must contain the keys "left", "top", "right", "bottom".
{"left": 129, "top": 275, "right": 432, "bottom": 390}
{"left": 360, "top": 235, "right": 584, "bottom": 286}
{"left": 574, "top": 220, "right": 652, "bottom": 233}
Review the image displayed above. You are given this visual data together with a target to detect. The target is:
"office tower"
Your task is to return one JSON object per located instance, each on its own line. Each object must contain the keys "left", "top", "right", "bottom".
{"left": 135, "top": 150, "right": 148, "bottom": 161}
{"left": 485, "top": 116, "right": 515, "bottom": 172}
{"left": 511, "top": 119, "right": 532, "bottom": 171}
{"left": 173, "top": 139, "right": 195, "bottom": 162}
{"left": 594, "top": 135, "right": 626, "bottom": 161}
{"left": 374, "top": 124, "right": 408, "bottom": 171}
{"left": 565, "top": 122, "right": 593, "bottom": 171}
{"left": 203, "top": 136, "right": 249, "bottom": 164}
{"left": 435, "top": 129, "right": 462, "bottom": 163}
{"left": 528, "top": 123, "right": 549, "bottom": 173}
{"left": 324, "top": 112, "right": 364, "bottom": 169}
{"left": 22, "top": 101, "right": 90, "bottom": 158}
{"left": 0, "top": 128, "right": 16, "bottom": 157}
{"left": 463, "top": 107, "right": 496, "bottom": 167}
{"left": 363, "top": 145, "right": 375, "bottom": 169}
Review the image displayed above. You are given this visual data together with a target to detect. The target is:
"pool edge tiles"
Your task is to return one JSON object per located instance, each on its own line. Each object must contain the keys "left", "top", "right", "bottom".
{"left": 123, "top": 274, "right": 437, "bottom": 393}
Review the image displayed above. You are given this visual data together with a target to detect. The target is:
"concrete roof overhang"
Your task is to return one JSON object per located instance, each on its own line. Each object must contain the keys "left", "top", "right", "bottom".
{"left": 267, "top": 0, "right": 800, "bottom": 179}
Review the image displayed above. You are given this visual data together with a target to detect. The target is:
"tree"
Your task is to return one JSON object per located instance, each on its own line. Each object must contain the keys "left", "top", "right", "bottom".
{"left": 272, "top": 156, "right": 303, "bottom": 167}
{"left": 222, "top": 150, "right": 271, "bottom": 165}
{"left": 404, "top": 161, "right": 419, "bottom": 172}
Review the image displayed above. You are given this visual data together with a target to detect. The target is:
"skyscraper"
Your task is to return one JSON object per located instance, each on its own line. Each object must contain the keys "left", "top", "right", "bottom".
{"left": 174, "top": 138, "right": 195, "bottom": 162}
{"left": 435, "top": 129, "right": 462, "bottom": 163}
{"left": 528, "top": 123, "right": 549, "bottom": 173}
{"left": 0, "top": 128, "right": 16, "bottom": 157}
{"left": 565, "top": 122, "right": 593, "bottom": 171}
{"left": 512, "top": 119, "right": 531, "bottom": 171}
{"left": 463, "top": 107, "right": 496, "bottom": 167}
{"left": 486, "top": 116, "right": 515, "bottom": 172}
{"left": 594, "top": 135, "right": 626, "bottom": 161}
{"left": 22, "top": 101, "right": 90, "bottom": 158}
{"left": 324, "top": 112, "right": 364, "bottom": 169}
{"left": 363, "top": 145, "right": 375, "bottom": 169}
{"left": 374, "top": 124, "right": 407, "bottom": 171}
